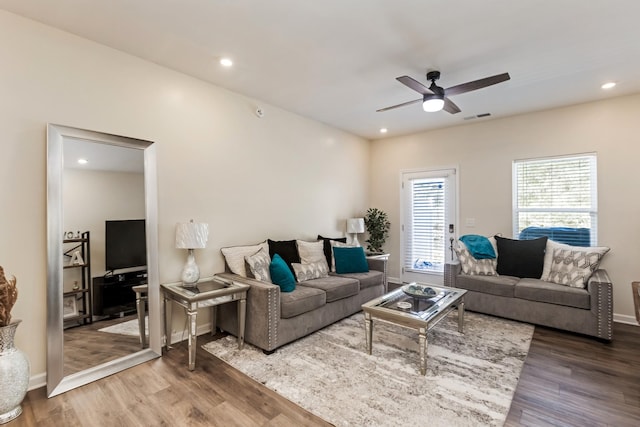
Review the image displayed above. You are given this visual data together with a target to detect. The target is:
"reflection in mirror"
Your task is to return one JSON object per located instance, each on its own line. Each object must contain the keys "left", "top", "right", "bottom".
{"left": 47, "top": 124, "right": 161, "bottom": 397}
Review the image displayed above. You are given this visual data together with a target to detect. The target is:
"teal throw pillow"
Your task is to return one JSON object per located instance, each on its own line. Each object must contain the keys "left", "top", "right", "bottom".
{"left": 269, "top": 254, "right": 296, "bottom": 292}
{"left": 333, "top": 246, "right": 369, "bottom": 274}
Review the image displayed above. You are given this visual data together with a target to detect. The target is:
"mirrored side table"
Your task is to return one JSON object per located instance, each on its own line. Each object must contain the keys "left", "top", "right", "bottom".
{"left": 161, "top": 275, "right": 249, "bottom": 370}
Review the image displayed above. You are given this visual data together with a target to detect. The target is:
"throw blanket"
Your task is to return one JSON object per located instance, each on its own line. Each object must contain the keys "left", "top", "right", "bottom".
{"left": 460, "top": 234, "right": 496, "bottom": 259}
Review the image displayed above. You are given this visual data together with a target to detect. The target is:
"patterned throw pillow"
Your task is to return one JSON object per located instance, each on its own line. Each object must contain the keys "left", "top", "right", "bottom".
{"left": 245, "top": 248, "right": 272, "bottom": 283}
{"left": 540, "top": 240, "right": 610, "bottom": 281}
{"left": 292, "top": 261, "right": 329, "bottom": 283}
{"left": 547, "top": 247, "right": 610, "bottom": 288}
{"left": 221, "top": 241, "right": 269, "bottom": 277}
{"left": 453, "top": 240, "right": 497, "bottom": 276}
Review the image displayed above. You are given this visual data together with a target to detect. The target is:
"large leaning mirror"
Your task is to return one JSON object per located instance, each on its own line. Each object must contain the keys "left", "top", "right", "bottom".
{"left": 46, "top": 124, "right": 161, "bottom": 397}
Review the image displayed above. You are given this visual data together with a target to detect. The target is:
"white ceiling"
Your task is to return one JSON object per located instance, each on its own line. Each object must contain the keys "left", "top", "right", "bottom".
{"left": 3, "top": 0, "right": 640, "bottom": 140}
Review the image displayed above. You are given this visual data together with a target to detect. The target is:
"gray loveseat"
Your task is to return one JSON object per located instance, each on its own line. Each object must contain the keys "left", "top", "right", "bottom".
{"left": 215, "top": 240, "right": 387, "bottom": 353}
{"left": 444, "top": 262, "right": 613, "bottom": 340}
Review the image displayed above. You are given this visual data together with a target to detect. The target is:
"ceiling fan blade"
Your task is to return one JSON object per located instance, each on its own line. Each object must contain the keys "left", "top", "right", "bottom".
{"left": 444, "top": 73, "right": 510, "bottom": 97}
{"left": 443, "top": 97, "right": 461, "bottom": 114}
{"left": 376, "top": 98, "right": 422, "bottom": 112}
{"left": 396, "top": 76, "right": 432, "bottom": 95}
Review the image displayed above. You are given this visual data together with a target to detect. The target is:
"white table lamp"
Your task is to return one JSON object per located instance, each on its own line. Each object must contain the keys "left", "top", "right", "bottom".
{"left": 176, "top": 220, "right": 209, "bottom": 287}
{"left": 347, "top": 218, "right": 365, "bottom": 246}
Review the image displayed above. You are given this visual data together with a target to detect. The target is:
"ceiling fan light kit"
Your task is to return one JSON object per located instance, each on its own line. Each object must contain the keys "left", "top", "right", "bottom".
{"left": 423, "top": 94, "right": 444, "bottom": 112}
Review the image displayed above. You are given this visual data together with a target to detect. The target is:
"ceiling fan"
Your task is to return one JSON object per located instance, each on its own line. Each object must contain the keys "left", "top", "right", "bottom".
{"left": 377, "top": 70, "right": 510, "bottom": 114}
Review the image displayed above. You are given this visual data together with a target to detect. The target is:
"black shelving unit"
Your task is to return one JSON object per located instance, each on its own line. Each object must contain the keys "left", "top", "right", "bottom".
{"left": 63, "top": 231, "right": 92, "bottom": 327}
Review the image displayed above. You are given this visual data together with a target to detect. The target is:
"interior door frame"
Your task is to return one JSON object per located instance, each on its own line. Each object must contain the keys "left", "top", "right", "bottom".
{"left": 399, "top": 166, "right": 459, "bottom": 285}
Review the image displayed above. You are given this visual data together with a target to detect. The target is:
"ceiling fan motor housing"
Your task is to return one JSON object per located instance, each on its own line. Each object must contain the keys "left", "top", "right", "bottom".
{"left": 426, "top": 70, "right": 441, "bottom": 82}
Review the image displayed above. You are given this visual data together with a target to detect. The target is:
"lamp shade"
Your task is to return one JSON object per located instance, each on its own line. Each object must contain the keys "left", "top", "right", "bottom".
{"left": 175, "top": 221, "right": 209, "bottom": 249}
{"left": 346, "top": 218, "right": 365, "bottom": 234}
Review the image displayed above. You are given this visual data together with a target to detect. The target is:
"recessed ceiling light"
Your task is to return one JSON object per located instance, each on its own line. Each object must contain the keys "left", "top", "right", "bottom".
{"left": 220, "top": 58, "right": 233, "bottom": 67}
{"left": 380, "top": 128, "right": 388, "bottom": 133}
{"left": 78, "top": 158, "right": 88, "bottom": 165}
{"left": 601, "top": 82, "right": 616, "bottom": 90}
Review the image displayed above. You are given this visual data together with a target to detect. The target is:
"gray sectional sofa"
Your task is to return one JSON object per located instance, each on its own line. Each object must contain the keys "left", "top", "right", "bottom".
{"left": 216, "top": 250, "right": 387, "bottom": 353}
{"left": 444, "top": 261, "right": 613, "bottom": 340}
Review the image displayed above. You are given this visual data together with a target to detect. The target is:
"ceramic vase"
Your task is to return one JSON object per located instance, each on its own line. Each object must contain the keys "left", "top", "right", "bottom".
{"left": 0, "top": 320, "right": 29, "bottom": 424}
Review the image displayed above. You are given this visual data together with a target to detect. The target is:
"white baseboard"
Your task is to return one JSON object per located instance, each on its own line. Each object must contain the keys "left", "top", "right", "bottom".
{"left": 614, "top": 313, "right": 639, "bottom": 325}
{"left": 28, "top": 372, "right": 46, "bottom": 391}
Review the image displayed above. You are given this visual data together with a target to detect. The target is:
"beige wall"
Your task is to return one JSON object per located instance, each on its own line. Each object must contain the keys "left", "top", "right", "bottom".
{"left": 0, "top": 11, "right": 369, "bottom": 379}
{"left": 370, "top": 92, "right": 640, "bottom": 322}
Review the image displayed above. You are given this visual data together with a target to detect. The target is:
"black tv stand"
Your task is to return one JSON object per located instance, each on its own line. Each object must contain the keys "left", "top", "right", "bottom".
{"left": 93, "top": 270, "right": 147, "bottom": 317}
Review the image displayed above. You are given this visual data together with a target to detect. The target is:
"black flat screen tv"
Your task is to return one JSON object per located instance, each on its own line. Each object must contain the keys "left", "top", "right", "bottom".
{"left": 105, "top": 219, "right": 147, "bottom": 272}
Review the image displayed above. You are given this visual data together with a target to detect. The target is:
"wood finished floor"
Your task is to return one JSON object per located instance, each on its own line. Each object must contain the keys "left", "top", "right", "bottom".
{"left": 64, "top": 315, "right": 142, "bottom": 375}
{"left": 10, "top": 321, "right": 640, "bottom": 426}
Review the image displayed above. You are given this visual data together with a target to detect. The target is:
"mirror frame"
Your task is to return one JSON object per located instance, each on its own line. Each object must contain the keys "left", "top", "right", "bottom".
{"left": 46, "top": 124, "right": 161, "bottom": 397}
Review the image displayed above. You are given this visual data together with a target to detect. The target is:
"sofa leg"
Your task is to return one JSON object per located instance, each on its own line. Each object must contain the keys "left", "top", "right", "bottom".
{"left": 263, "top": 349, "right": 276, "bottom": 355}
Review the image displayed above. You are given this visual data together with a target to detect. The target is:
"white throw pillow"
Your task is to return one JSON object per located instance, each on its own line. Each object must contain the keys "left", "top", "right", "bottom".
{"left": 454, "top": 239, "right": 497, "bottom": 276}
{"left": 296, "top": 240, "right": 324, "bottom": 263}
{"left": 540, "top": 240, "right": 609, "bottom": 281}
{"left": 547, "top": 246, "right": 610, "bottom": 288}
{"left": 245, "top": 247, "right": 272, "bottom": 283}
{"left": 221, "top": 241, "right": 269, "bottom": 277}
{"left": 292, "top": 261, "right": 329, "bottom": 283}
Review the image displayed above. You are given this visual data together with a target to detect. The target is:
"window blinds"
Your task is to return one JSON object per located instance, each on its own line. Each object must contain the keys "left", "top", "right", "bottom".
{"left": 404, "top": 178, "right": 446, "bottom": 272}
{"left": 513, "top": 154, "right": 597, "bottom": 245}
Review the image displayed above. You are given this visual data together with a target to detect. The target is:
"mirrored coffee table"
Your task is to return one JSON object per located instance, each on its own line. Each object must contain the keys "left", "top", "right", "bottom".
{"left": 362, "top": 283, "right": 467, "bottom": 375}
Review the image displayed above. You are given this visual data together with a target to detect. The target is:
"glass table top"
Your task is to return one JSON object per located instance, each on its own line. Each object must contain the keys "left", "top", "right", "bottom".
{"left": 371, "top": 283, "right": 466, "bottom": 321}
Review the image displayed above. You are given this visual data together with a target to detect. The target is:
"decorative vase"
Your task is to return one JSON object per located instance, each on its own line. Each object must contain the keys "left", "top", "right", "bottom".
{"left": 0, "top": 320, "right": 29, "bottom": 424}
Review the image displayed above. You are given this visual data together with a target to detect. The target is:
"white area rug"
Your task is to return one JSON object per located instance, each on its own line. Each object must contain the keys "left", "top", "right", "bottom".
{"left": 203, "top": 311, "right": 533, "bottom": 427}
{"left": 98, "top": 317, "right": 148, "bottom": 337}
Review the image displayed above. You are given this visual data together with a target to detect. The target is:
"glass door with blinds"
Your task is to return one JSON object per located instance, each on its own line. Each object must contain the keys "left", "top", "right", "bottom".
{"left": 401, "top": 168, "right": 457, "bottom": 284}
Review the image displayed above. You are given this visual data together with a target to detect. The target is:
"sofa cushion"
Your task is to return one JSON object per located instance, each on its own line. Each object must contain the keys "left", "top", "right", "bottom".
{"left": 495, "top": 235, "right": 548, "bottom": 278}
{"left": 299, "top": 275, "right": 359, "bottom": 302}
{"left": 336, "top": 270, "right": 383, "bottom": 290}
{"left": 292, "top": 261, "right": 329, "bottom": 283}
{"left": 221, "top": 241, "right": 269, "bottom": 277}
{"left": 245, "top": 248, "right": 272, "bottom": 283}
{"left": 296, "top": 240, "right": 330, "bottom": 273}
{"left": 454, "top": 240, "right": 497, "bottom": 276}
{"left": 541, "top": 239, "right": 610, "bottom": 281}
{"left": 333, "top": 246, "right": 369, "bottom": 274}
{"left": 459, "top": 234, "right": 496, "bottom": 259}
{"left": 280, "top": 285, "right": 327, "bottom": 319}
{"left": 296, "top": 240, "right": 326, "bottom": 264}
{"left": 547, "top": 247, "right": 609, "bottom": 289}
{"left": 268, "top": 239, "right": 301, "bottom": 274}
{"left": 317, "top": 235, "right": 347, "bottom": 270}
{"left": 270, "top": 254, "right": 296, "bottom": 292}
{"left": 456, "top": 273, "right": 518, "bottom": 297}
{"left": 514, "top": 278, "right": 590, "bottom": 309}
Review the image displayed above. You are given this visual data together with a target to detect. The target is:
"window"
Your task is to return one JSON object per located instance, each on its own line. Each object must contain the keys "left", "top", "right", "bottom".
{"left": 401, "top": 168, "right": 456, "bottom": 281}
{"left": 513, "top": 154, "right": 597, "bottom": 245}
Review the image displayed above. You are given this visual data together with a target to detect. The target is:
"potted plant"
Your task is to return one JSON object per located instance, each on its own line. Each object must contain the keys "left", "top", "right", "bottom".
{"left": 0, "top": 266, "right": 29, "bottom": 424}
{"left": 364, "top": 208, "right": 391, "bottom": 254}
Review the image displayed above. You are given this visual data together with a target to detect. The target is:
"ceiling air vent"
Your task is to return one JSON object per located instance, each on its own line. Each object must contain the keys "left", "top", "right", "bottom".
{"left": 464, "top": 113, "right": 492, "bottom": 120}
